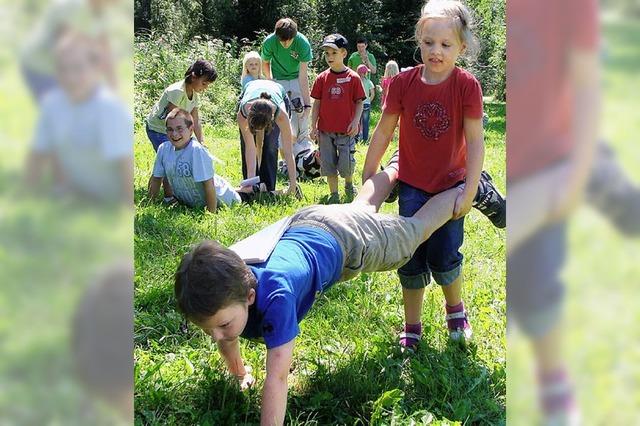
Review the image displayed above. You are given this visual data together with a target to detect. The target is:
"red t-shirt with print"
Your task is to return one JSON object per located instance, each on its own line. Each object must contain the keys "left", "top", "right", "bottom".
{"left": 384, "top": 65, "right": 483, "bottom": 193}
{"left": 507, "top": 0, "right": 599, "bottom": 181}
{"left": 311, "top": 68, "right": 366, "bottom": 134}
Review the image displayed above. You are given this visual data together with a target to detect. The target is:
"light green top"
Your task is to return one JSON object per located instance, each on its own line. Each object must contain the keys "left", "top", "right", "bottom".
{"left": 146, "top": 80, "right": 199, "bottom": 134}
{"left": 261, "top": 33, "right": 312, "bottom": 81}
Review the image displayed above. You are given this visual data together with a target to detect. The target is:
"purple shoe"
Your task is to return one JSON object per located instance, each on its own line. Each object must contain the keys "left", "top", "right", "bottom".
{"left": 539, "top": 370, "right": 580, "bottom": 426}
{"left": 445, "top": 303, "right": 473, "bottom": 342}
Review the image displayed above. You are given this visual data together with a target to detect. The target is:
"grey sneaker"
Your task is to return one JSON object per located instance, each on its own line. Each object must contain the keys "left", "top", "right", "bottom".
{"left": 345, "top": 184, "right": 358, "bottom": 199}
{"left": 382, "top": 149, "right": 400, "bottom": 203}
{"left": 473, "top": 171, "right": 506, "bottom": 228}
{"left": 327, "top": 192, "right": 340, "bottom": 204}
{"left": 163, "top": 195, "right": 179, "bottom": 206}
{"left": 587, "top": 143, "right": 640, "bottom": 235}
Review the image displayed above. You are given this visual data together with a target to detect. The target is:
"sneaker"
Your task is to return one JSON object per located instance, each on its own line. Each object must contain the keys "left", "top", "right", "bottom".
{"left": 473, "top": 171, "right": 506, "bottom": 228}
{"left": 345, "top": 184, "right": 358, "bottom": 199}
{"left": 382, "top": 149, "right": 400, "bottom": 203}
{"left": 445, "top": 304, "right": 472, "bottom": 342}
{"left": 587, "top": 143, "right": 640, "bottom": 235}
{"left": 163, "top": 195, "right": 179, "bottom": 206}
{"left": 327, "top": 192, "right": 340, "bottom": 204}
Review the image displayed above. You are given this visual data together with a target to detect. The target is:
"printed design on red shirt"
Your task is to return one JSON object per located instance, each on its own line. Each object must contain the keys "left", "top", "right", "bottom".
{"left": 329, "top": 84, "right": 343, "bottom": 100}
{"left": 413, "top": 101, "right": 450, "bottom": 140}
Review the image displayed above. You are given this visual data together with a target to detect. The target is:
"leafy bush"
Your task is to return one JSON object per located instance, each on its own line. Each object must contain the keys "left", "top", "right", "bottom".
{"left": 135, "top": 0, "right": 506, "bottom": 98}
{"left": 134, "top": 32, "right": 252, "bottom": 129}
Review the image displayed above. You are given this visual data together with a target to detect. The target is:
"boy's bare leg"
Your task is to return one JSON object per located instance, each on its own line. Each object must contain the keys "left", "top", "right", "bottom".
{"left": 509, "top": 161, "right": 572, "bottom": 253}
{"left": 413, "top": 186, "right": 462, "bottom": 241}
{"left": 352, "top": 167, "right": 399, "bottom": 212}
{"left": 327, "top": 175, "right": 339, "bottom": 194}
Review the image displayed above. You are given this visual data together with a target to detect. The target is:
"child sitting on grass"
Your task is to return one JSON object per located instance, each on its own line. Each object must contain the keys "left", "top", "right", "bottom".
{"left": 174, "top": 157, "right": 463, "bottom": 425}
{"left": 149, "top": 108, "right": 274, "bottom": 212}
{"left": 309, "top": 33, "right": 366, "bottom": 203}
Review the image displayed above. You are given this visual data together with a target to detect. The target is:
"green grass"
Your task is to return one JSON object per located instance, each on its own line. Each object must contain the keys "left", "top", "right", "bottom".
{"left": 134, "top": 104, "right": 506, "bottom": 424}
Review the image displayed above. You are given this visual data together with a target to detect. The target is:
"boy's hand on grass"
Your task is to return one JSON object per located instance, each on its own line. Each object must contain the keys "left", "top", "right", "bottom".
{"left": 236, "top": 366, "right": 255, "bottom": 391}
{"left": 285, "top": 184, "right": 301, "bottom": 199}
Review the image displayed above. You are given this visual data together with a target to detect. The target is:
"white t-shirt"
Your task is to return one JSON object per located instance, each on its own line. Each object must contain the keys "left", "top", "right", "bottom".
{"left": 32, "top": 85, "right": 133, "bottom": 201}
{"left": 146, "top": 80, "right": 199, "bottom": 133}
{"left": 152, "top": 138, "right": 240, "bottom": 208}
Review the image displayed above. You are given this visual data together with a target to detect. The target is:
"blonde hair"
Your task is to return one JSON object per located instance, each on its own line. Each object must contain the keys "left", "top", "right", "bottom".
{"left": 241, "top": 51, "right": 263, "bottom": 82}
{"left": 384, "top": 60, "right": 400, "bottom": 78}
{"left": 415, "top": 0, "right": 479, "bottom": 61}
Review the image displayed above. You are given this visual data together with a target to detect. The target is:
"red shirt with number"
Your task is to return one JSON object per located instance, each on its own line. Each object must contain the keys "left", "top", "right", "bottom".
{"left": 384, "top": 65, "right": 483, "bottom": 193}
{"left": 311, "top": 68, "right": 366, "bottom": 134}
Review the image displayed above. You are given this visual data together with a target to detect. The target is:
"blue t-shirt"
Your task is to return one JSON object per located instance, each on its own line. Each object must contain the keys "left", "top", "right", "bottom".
{"left": 241, "top": 75, "right": 257, "bottom": 89}
{"left": 152, "top": 138, "right": 241, "bottom": 208}
{"left": 241, "top": 227, "right": 343, "bottom": 348}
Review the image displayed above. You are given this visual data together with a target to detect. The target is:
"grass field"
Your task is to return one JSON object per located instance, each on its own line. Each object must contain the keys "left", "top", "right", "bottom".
{"left": 133, "top": 101, "right": 506, "bottom": 424}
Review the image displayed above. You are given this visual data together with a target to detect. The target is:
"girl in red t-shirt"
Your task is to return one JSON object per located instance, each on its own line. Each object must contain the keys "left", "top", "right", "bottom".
{"left": 363, "top": 0, "right": 486, "bottom": 350}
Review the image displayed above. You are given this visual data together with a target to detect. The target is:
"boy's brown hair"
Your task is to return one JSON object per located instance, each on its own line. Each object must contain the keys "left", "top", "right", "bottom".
{"left": 274, "top": 18, "right": 298, "bottom": 41}
{"left": 175, "top": 240, "right": 257, "bottom": 322}
{"left": 166, "top": 108, "right": 194, "bottom": 128}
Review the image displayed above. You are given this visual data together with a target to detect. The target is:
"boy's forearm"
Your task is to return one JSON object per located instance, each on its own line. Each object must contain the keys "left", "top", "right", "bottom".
{"left": 261, "top": 341, "right": 294, "bottom": 426}
{"left": 217, "top": 339, "right": 247, "bottom": 377}
{"left": 204, "top": 180, "right": 217, "bottom": 213}
{"left": 260, "top": 374, "right": 289, "bottom": 426}
{"left": 148, "top": 177, "right": 162, "bottom": 199}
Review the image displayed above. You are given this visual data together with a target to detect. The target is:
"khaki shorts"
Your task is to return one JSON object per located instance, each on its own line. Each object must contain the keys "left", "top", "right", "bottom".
{"left": 317, "top": 131, "right": 356, "bottom": 177}
{"left": 289, "top": 204, "right": 425, "bottom": 282}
